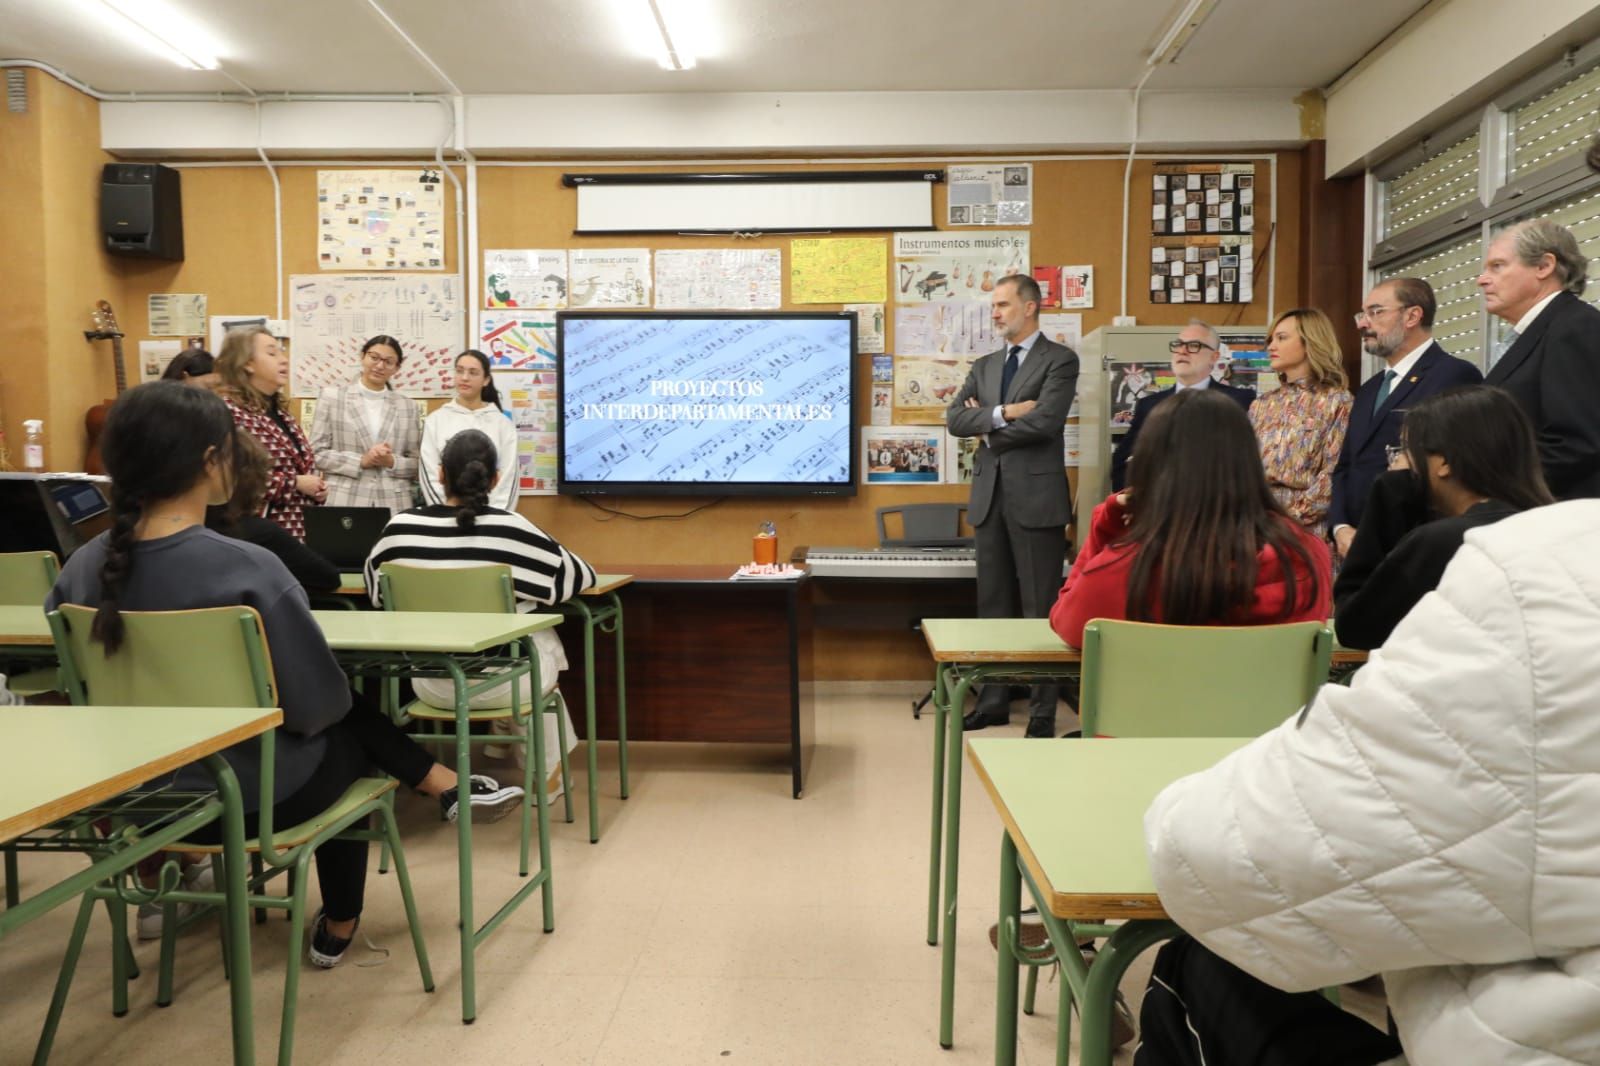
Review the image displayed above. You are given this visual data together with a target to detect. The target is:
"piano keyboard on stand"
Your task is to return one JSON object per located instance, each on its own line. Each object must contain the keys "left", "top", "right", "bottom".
{"left": 803, "top": 547, "right": 977, "bottom": 580}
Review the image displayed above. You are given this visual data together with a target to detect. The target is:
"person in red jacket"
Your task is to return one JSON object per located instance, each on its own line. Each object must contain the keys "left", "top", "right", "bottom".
{"left": 1051, "top": 388, "right": 1330, "bottom": 647}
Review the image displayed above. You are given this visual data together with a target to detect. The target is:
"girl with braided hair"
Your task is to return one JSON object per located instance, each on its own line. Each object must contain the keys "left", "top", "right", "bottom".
{"left": 47, "top": 383, "right": 524, "bottom": 967}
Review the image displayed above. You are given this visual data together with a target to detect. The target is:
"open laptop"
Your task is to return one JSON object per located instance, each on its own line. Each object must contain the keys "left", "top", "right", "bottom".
{"left": 303, "top": 506, "right": 390, "bottom": 572}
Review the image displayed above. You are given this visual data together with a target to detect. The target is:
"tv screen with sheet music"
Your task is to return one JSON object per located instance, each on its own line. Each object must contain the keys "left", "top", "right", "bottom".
{"left": 557, "top": 311, "right": 857, "bottom": 497}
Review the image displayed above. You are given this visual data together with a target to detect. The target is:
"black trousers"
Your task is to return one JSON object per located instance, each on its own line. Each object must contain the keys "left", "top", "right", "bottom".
{"left": 1134, "top": 935, "right": 1403, "bottom": 1066}
{"left": 185, "top": 691, "right": 436, "bottom": 922}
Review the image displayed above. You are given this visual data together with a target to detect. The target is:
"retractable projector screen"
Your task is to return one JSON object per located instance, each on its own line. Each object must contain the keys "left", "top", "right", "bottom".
{"left": 565, "top": 171, "right": 942, "bottom": 234}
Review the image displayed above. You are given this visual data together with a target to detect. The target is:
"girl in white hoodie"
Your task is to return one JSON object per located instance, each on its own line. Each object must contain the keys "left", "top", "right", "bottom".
{"left": 419, "top": 349, "right": 520, "bottom": 511}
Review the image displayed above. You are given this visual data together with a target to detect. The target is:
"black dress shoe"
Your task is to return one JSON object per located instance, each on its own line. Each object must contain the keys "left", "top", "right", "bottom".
{"left": 1024, "top": 716, "right": 1056, "bottom": 738}
{"left": 962, "top": 708, "right": 1009, "bottom": 731}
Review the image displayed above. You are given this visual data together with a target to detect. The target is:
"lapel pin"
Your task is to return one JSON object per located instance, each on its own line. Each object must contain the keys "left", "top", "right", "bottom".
{"left": 1408, "top": 376, "right": 1419, "bottom": 383}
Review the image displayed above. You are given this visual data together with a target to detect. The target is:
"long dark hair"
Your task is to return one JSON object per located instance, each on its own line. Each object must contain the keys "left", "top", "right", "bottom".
{"left": 441, "top": 429, "right": 498, "bottom": 527}
{"left": 1123, "top": 388, "right": 1323, "bottom": 624}
{"left": 1402, "top": 386, "right": 1554, "bottom": 511}
{"left": 456, "top": 349, "right": 502, "bottom": 410}
{"left": 207, "top": 432, "right": 273, "bottom": 530}
{"left": 362, "top": 334, "right": 405, "bottom": 388}
{"left": 161, "top": 349, "right": 214, "bottom": 381}
{"left": 93, "top": 382, "right": 239, "bottom": 653}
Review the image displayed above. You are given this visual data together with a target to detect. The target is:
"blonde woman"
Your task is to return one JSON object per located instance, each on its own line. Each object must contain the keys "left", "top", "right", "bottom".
{"left": 1249, "top": 308, "right": 1352, "bottom": 541}
{"left": 217, "top": 325, "right": 325, "bottom": 540}
{"left": 308, "top": 334, "right": 421, "bottom": 513}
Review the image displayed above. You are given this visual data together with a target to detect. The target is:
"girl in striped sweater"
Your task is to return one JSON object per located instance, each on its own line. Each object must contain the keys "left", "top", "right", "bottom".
{"left": 364, "top": 428, "right": 596, "bottom": 789}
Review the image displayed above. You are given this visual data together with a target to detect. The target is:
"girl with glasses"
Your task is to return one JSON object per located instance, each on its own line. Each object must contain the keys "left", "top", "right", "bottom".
{"left": 308, "top": 334, "right": 422, "bottom": 513}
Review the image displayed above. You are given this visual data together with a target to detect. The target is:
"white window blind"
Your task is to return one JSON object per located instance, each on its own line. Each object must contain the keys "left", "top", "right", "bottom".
{"left": 1509, "top": 61, "right": 1600, "bottom": 182}
{"left": 1524, "top": 186, "right": 1600, "bottom": 304}
{"left": 1381, "top": 231, "right": 1486, "bottom": 370}
{"left": 1383, "top": 130, "right": 1481, "bottom": 236}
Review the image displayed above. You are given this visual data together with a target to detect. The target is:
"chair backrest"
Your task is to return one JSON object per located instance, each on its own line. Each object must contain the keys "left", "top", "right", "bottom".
{"left": 876, "top": 504, "right": 972, "bottom": 548}
{"left": 0, "top": 551, "right": 60, "bottom": 606}
{"left": 378, "top": 562, "right": 515, "bottom": 614}
{"left": 49, "top": 604, "right": 276, "bottom": 709}
{"left": 1078, "top": 619, "right": 1332, "bottom": 738}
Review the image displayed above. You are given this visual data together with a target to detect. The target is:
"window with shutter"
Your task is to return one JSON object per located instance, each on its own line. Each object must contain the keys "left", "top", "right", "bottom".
{"left": 1508, "top": 60, "right": 1600, "bottom": 183}
{"left": 1380, "top": 231, "right": 1486, "bottom": 370}
{"left": 1382, "top": 130, "right": 1481, "bottom": 237}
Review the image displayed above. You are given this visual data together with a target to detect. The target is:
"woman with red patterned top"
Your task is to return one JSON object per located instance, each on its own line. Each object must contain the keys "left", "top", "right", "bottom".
{"left": 217, "top": 325, "right": 326, "bottom": 540}
{"left": 1050, "top": 389, "right": 1330, "bottom": 648}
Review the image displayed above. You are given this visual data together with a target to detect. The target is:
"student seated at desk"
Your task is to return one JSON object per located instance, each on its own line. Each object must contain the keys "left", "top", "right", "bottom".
{"left": 206, "top": 432, "right": 340, "bottom": 593}
{"left": 1333, "top": 386, "right": 1553, "bottom": 650}
{"left": 1049, "top": 388, "right": 1330, "bottom": 648}
{"left": 47, "top": 382, "right": 524, "bottom": 968}
{"left": 364, "top": 428, "right": 596, "bottom": 790}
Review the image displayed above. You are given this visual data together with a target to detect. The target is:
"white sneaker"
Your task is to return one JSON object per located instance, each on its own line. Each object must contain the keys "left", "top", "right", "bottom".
{"left": 135, "top": 861, "right": 214, "bottom": 940}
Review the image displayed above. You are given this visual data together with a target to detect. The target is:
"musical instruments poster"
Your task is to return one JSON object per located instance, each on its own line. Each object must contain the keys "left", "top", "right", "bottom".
{"left": 891, "top": 231, "right": 1028, "bottom": 304}
{"left": 288, "top": 273, "right": 464, "bottom": 397}
{"left": 892, "top": 355, "right": 975, "bottom": 425}
{"left": 894, "top": 302, "right": 1001, "bottom": 357}
{"left": 316, "top": 169, "right": 446, "bottom": 271}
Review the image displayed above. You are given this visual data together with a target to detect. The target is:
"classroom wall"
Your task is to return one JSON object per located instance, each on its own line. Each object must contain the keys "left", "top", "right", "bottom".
{"left": 2, "top": 75, "right": 1312, "bottom": 679}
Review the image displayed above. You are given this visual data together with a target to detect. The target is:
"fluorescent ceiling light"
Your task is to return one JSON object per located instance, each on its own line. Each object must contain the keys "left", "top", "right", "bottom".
{"left": 1147, "top": 0, "right": 1220, "bottom": 66}
{"left": 100, "top": 0, "right": 221, "bottom": 70}
{"left": 646, "top": 0, "right": 695, "bottom": 71}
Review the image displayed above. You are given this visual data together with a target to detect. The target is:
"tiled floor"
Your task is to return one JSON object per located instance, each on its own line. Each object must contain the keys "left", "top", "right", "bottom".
{"left": 3, "top": 688, "right": 1147, "bottom": 1065}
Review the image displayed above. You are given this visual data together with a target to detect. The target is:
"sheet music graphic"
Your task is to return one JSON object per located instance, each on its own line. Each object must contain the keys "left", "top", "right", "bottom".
{"left": 562, "top": 317, "right": 853, "bottom": 485}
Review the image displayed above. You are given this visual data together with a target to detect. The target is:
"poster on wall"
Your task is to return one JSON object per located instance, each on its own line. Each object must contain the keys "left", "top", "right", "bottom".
{"left": 208, "top": 315, "right": 289, "bottom": 356}
{"left": 789, "top": 237, "right": 888, "bottom": 303}
{"left": 892, "top": 231, "right": 1029, "bottom": 303}
{"left": 480, "top": 313, "right": 556, "bottom": 370}
{"left": 944, "top": 433, "right": 979, "bottom": 484}
{"left": 137, "top": 340, "right": 184, "bottom": 382}
{"left": 894, "top": 302, "right": 1002, "bottom": 357}
{"left": 1151, "top": 163, "right": 1255, "bottom": 236}
{"left": 893, "top": 355, "right": 975, "bottom": 425}
{"left": 870, "top": 354, "right": 893, "bottom": 426}
{"left": 861, "top": 426, "right": 944, "bottom": 485}
{"left": 1038, "top": 312, "right": 1084, "bottom": 354}
{"left": 316, "top": 169, "right": 446, "bottom": 270}
{"left": 654, "top": 248, "right": 782, "bottom": 310}
{"left": 947, "top": 164, "right": 1032, "bottom": 226}
{"left": 484, "top": 249, "right": 567, "bottom": 309}
{"left": 845, "top": 303, "right": 886, "bottom": 353}
{"left": 147, "top": 293, "right": 206, "bottom": 336}
{"left": 568, "top": 248, "right": 652, "bottom": 308}
{"left": 499, "top": 370, "right": 559, "bottom": 495}
{"left": 287, "top": 274, "right": 464, "bottom": 397}
{"left": 1149, "top": 238, "right": 1253, "bottom": 304}
{"left": 1034, "top": 266, "right": 1094, "bottom": 310}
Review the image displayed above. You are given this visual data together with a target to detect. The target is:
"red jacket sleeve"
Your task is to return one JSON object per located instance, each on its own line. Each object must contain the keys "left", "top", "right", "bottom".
{"left": 1049, "top": 494, "right": 1138, "bottom": 648}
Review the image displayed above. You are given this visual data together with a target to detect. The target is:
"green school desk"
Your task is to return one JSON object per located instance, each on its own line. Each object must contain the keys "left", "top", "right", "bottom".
{"left": 309, "top": 608, "right": 560, "bottom": 1026}
{"left": 968, "top": 736, "right": 1250, "bottom": 1066}
{"left": 1, "top": 704, "right": 281, "bottom": 1066}
{"left": 556, "top": 574, "right": 633, "bottom": 843}
{"left": 920, "top": 618, "right": 1084, "bottom": 1048}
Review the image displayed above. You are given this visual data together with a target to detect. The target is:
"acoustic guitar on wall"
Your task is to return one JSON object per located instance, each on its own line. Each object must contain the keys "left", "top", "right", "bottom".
{"left": 82, "top": 300, "right": 126, "bottom": 475}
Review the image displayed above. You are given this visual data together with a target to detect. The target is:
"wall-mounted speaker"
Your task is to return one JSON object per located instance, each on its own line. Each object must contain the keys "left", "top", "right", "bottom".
{"left": 101, "top": 163, "right": 183, "bottom": 260}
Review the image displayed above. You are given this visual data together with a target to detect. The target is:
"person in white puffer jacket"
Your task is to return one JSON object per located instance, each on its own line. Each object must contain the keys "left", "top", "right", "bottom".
{"left": 1142, "top": 499, "right": 1600, "bottom": 1066}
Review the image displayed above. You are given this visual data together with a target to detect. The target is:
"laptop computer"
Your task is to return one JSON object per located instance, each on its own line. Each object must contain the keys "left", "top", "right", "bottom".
{"left": 303, "top": 506, "right": 391, "bottom": 572}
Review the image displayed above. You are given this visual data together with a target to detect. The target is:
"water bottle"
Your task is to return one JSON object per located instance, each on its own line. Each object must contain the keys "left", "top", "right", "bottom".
{"left": 23, "top": 419, "right": 44, "bottom": 472}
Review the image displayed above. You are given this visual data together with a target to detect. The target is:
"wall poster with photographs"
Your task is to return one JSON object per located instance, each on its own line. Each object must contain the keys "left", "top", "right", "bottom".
{"left": 1149, "top": 236, "right": 1254, "bottom": 305}
{"left": 1150, "top": 162, "right": 1255, "bottom": 237}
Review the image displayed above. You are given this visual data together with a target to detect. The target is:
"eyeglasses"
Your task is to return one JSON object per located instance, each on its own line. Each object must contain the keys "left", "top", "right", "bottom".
{"left": 1167, "top": 339, "right": 1217, "bottom": 354}
{"left": 363, "top": 352, "right": 399, "bottom": 368}
{"left": 1384, "top": 444, "right": 1409, "bottom": 469}
{"left": 1353, "top": 305, "right": 1406, "bottom": 325}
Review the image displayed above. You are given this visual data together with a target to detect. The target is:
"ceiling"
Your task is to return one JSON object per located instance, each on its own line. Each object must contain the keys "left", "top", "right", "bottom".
{"left": 1, "top": 0, "right": 1432, "bottom": 97}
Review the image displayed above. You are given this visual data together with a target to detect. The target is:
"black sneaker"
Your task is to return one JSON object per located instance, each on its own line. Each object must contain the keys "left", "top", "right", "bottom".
{"left": 440, "top": 774, "right": 524, "bottom": 823}
{"left": 309, "top": 909, "right": 357, "bottom": 969}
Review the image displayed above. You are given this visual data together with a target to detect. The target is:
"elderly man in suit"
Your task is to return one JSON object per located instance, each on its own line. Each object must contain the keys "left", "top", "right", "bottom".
{"left": 946, "top": 274, "right": 1079, "bottom": 737}
{"left": 1110, "top": 319, "right": 1254, "bottom": 492}
{"left": 1479, "top": 218, "right": 1600, "bottom": 499}
{"left": 1329, "top": 278, "right": 1482, "bottom": 557}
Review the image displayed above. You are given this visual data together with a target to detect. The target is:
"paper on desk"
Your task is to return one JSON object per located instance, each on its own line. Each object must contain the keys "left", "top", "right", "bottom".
{"left": 730, "top": 564, "right": 805, "bottom": 580}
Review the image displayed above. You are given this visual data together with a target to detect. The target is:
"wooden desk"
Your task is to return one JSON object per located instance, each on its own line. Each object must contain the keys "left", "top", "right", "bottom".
{"left": 1, "top": 705, "right": 281, "bottom": 1066}
{"left": 920, "top": 618, "right": 1082, "bottom": 1048}
{"left": 570, "top": 564, "right": 816, "bottom": 799}
{"left": 310, "top": 608, "right": 560, "bottom": 1025}
{"left": 969, "top": 737, "right": 1250, "bottom": 1066}
{"left": 556, "top": 574, "right": 633, "bottom": 843}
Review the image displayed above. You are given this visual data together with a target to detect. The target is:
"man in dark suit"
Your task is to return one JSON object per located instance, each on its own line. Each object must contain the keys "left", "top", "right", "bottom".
{"left": 946, "top": 274, "right": 1079, "bottom": 737}
{"left": 1480, "top": 218, "right": 1600, "bottom": 499}
{"left": 1110, "top": 319, "right": 1254, "bottom": 492}
{"left": 1329, "top": 278, "right": 1483, "bottom": 557}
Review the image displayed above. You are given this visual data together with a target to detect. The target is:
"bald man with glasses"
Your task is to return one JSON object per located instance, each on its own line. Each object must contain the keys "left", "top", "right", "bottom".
{"left": 1110, "top": 319, "right": 1256, "bottom": 491}
{"left": 1328, "top": 278, "right": 1481, "bottom": 557}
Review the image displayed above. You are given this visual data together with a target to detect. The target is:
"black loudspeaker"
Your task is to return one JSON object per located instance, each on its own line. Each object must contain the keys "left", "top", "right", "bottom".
{"left": 101, "top": 163, "right": 183, "bottom": 260}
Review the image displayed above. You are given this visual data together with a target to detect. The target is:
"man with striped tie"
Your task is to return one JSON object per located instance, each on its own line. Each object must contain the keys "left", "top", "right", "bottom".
{"left": 945, "top": 274, "right": 1079, "bottom": 737}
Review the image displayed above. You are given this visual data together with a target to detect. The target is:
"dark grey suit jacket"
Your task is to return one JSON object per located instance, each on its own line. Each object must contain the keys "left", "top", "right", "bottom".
{"left": 944, "top": 335, "right": 1079, "bottom": 528}
{"left": 1484, "top": 291, "right": 1600, "bottom": 499}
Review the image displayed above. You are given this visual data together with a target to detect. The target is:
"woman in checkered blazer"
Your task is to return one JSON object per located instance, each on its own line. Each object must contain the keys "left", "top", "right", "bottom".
{"left": 216, "top": 325, "right": 326, "bottom": 541}
{"left": 308, "top": 335, "right": 421, "bottom": 513}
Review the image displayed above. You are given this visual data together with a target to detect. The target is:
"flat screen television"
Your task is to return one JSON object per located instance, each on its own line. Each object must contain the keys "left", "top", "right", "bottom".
{"left": 557, "top": 311, "right": 857, "bottom": 496}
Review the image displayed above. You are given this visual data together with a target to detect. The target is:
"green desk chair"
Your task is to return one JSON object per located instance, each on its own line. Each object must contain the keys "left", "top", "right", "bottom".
{"left": 378, "top": 562, "right": 572, "bottom": 831}
{"left": 49, "top": 604, "right": 434, "bottom": 1066}
{"left": 0, "top": 550, "right": 63, "bottom": 696}
{"left": 1011, "top": 619, "right": 1334, "bottom": 1046}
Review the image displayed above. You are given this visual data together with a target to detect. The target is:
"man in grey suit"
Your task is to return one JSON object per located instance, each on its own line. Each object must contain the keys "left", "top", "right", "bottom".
{"left": 945, "top": 274, "right": 1079, "bottom": 737}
